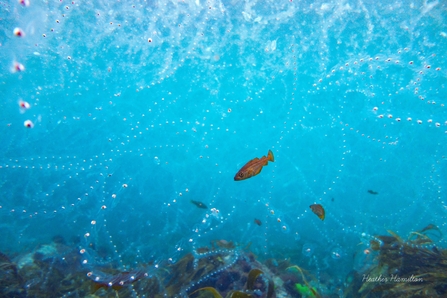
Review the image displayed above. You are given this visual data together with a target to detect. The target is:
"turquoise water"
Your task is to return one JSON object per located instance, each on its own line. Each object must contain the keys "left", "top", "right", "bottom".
{"left": 1, "top": 0, "right": 447, "bottom": 296}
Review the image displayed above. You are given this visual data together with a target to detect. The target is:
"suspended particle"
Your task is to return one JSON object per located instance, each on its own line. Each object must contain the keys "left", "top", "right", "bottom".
{"left": 42, "top": 34, "right": 46, "bottom": 37}
{"left": 435, "top": 123, "right": 441, "bottom": 127}
{"left": 84, "top": 232, "right": 90, "bottom": 237}
{"left": 417, "top": 120, "right": 422, "bottom": 124}
{"left": 277, "top": 218, "right": 281, "bottom": 223}
{"left": 87, "top": 272, "right": 93, "bottom": 277}
{"left": 112, "top": 194, "right": 116, "bottom": 198}
{"left": 387, "top": 114, "right": 393, "bottom": 119}
{"left": 372, "top": 107, "right": 378, "bottom": 111}
{"left": 91, "top": 220, "right": 96, "bottom": 225}
{"left": 19, "top": 0, "right": 30, "bottom": 6}
{"left": 436, "top": 67, "right": 441, "bottom": 71}
{"left": 67, "top": 56, "right": 72, "bottom": 60}
{"left": 396, "top": 118, "right": 401, "bottom": 122}
{"left": 407, "top": 117, "right": 412, "bottom": 122}
{"left": 101, "top": 205, "right": 107, "bottom": 209}
{"left": 24, "top": 120, "right": 34, "bottom": 128}
{"left": 148, "top": 38, "right": 152, "bottom": 43}
{"left": 13, "top": 28, "right": 25, "bottom": 37}
{"left": 409, "top": 61, "right": 414, "bottom": 65}
{"left": 79, "top": 249, "right": 86, "bottom": 254}
{"left": 122, "top": 184, "right": 128, "bottom": 188}
{"left": 12, "top": 61, "right": 25, "bottom": 73}
{"left": 227, "top": 108, "right": 232, "bottom": 113}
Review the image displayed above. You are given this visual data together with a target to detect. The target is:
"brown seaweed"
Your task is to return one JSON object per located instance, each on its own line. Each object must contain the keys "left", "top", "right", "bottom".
{"left": 347, "top": 228, "right": 447, "bottom": 297}
{"left": 246, "top": 268, "right": 263, "bottom": 290}
{"left": 189, "top": 268, "right": 274, "bottom": 298}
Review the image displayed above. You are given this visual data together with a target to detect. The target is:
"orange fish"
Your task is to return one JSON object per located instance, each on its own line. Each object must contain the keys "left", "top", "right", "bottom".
{"left": 234, "top": 150, "right": 274, "bottom": 181}
{"left": 310, "top": 204, "right": 325, "bottom": 220}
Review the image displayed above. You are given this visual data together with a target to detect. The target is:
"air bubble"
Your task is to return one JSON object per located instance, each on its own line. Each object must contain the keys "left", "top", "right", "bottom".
{"left": 331, "top": 247, "right": 343, "bottom": 260}
{"left": 302, "top": 243, "right": 315, "bottom": 257}
{"left": 13, "top": 28, "right": 25, "bottom": 37}
{"left": 12, "top": 61, "right": 25, "bottom": 72}
{"left": 19, "top": 0, "right": 30, "bottom": 6}
{"left": 24, "top": 120, "right": 34, "bottom": 128}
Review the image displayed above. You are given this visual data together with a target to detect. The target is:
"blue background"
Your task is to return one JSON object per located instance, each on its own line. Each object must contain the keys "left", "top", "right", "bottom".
{"left": 1, "top": 0, "right": 446, "bottom": 292}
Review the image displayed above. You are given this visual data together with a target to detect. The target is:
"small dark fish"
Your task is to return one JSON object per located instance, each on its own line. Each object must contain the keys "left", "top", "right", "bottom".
{"left": 367, "top": 190, "right": 378, "bottom": 195}
{"left": 191, "top": 200, "right": 207, "bottom": 209}
{"left": 234, "top": 150, "right": 274, "bottom": 181}
{"left": 254, "top": 218, "right": 262, "bottom": 226}
{"left": 310, "top": 204, "right": 325, "bottom": 220}
{"left": 419, "top": 224, "right": 440, "bottom": 234}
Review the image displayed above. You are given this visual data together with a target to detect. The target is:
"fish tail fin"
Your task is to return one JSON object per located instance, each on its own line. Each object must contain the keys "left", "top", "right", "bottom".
{"left": 268, "top": 150, "right": 274, "bottom": 162}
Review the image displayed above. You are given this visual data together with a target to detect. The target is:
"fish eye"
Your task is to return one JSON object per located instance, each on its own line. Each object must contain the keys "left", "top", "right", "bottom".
{"left": 239, "top": 173, "right": 244, "bottom": 177}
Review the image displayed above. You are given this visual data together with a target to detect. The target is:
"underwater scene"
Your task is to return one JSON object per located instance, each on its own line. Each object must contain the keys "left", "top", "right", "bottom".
{"left": 1, "top": 0, "right": 447, "bottom": 297}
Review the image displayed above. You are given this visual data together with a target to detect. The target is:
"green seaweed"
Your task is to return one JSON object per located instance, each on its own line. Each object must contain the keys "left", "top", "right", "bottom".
{"left": 294, "top": 283, "right": 316, "bottom": 297}
{"left": 286, "top": 265, "right": 321, "bottom": 298}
